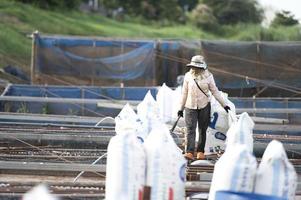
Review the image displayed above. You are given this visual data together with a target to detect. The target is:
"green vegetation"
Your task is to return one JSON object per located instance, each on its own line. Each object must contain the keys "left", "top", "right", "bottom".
{"left": 15, "top": 0, "right": 82, "bottom": 10}
{"left": 271, "top": 11, "right": 299, "bottom": 27}
{"left": 16, "top": 102, "right": 29, "bottom": 113}
{"left": 0, "top": 0, "right": 300, "bottom": 75}
{"left": 42, "top": 103, "right": 50, "bottom": 114}
{"left": 200, "top": 0, "right": 263, "bottom": 25}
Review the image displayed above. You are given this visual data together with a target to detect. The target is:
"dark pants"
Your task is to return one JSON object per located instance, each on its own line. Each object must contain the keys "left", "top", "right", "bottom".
{"left": 185, "top": 103, "right": 211, "bottom": 153}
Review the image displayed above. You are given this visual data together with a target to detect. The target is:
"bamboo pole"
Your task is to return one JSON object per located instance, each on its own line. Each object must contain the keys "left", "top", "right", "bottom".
{"left": 30, "top": 31, "right": 39, "bottom": 84}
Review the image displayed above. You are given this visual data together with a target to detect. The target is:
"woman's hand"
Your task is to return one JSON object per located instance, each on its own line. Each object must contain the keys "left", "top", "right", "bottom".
{"left": 177, "top": 110, "right": 183, "bottom": 117}
{"left": 224, "top": 106, "right": 231, "bottom": 113}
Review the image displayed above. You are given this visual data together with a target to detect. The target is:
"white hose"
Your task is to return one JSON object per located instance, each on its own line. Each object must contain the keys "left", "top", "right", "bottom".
{"left": 94, "top": 116, "right": 115, "bottom": 127}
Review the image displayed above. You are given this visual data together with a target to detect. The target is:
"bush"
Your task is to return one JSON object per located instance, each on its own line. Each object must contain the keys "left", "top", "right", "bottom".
{"left": 102, "top": 0, "right": 185, "bottom": 23}
{"left": 190, "top": 4, "right": 218, "bottom": 31}
{"left": 223, "top": 24, "right": 301, "bottom": 41}
{"left": 262, "top": 26, "right": 301, "bottom": 41}
{"left": 201, "top": 0, "right": 263, "bottom": 25}
{"left": 14, "top": 0, "right": 83, "bottom": 10}
{"left": 271, "top": 11, "right": 299, "bottom": 27}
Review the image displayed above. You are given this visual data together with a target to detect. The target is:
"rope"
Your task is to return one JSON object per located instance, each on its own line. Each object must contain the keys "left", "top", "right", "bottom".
{"left": 73, "top": 153, "right": 107, "bottom": 182}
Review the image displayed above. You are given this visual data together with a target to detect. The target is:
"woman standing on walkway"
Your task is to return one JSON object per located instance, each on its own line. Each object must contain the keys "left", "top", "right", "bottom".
{"left": 178, "top": 55, "right": 230, "bottom": 160}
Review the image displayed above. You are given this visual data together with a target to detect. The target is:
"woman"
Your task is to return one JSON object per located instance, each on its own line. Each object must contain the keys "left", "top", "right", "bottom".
{"left": 178, "top": 55, "right": 230, "bottom": 160}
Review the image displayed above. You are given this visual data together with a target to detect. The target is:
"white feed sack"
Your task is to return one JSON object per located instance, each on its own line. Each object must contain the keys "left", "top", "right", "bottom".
{"left": 210, "top": 91, "right": 236, "bottom": 133}
{"left": 204, "top": 127, "right": 226, "bottom": 154}
{"left": 144, "top": 123, "right": 186, "bottom": 200}
{"left": 169, "top": 134, "right": 187, "bottom": 200}
{"left": 115, "top": 103, "right": 147, "bottom": 142}
{"left": 156, "top": 84, "right": 183, "bottom": 122}
{"left": 254, "top": 140, "right": 297, "bottom": 200}
{"left": 227, "top": 110, "right": 238, "bottom": 128}
{"left": 156, "top": 83, "right": 174, "bottom": 123}
{"left": 208, "top": 144, "right": 257, "bottom": 200}
{"left": 171, "top": 86, "right": 182, "bottom": 120}
{"left": 156, "top": 84, "right": 182, "bottom": 122}
{"left": 23, "top": 184, "right": 58, "bottom": 200}
{"left": 204, "top": 92, "right": 236, "bottom": 155}
{"left": 105, "top": 132, "right": 146, "bottom": 200}
{"left": 115, "top": 103, "right": 139, "bottom": 134}
{"left": 137, "top": 90, "right": 161, "bottom": 134}
{"left": 226, "top": 112, "right": 254, "bottom": 153}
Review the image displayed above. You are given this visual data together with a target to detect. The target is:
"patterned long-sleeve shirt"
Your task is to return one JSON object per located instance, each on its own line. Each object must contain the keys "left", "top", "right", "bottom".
{"left": 179, "top": 69, "right": 226, "bottom": 110}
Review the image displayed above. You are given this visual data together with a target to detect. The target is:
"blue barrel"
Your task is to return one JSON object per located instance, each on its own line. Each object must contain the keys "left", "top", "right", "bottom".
{"left": 215, "top": 191, "right": 287, "bottom": 200}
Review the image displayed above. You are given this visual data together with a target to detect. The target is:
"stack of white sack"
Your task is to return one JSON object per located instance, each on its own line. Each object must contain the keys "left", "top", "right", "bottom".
{"left": 204, "top": 91, "right": 236, "bottom": 154}
{"left": 208, "top": 144, "right": 257, "bottom": 200}
{"left": 254, "top": 140, "right": 297, "bottom": 200}
{"left": 156, "top": 83, "right": 182, "bottom": 123}
{"left": 208, "top": 111, "right": 298, "bottom": 200}
{"left": 137, "top": 90, "right": 161, "bottom": 135}
{"left": 105, "top": 104, "right": 146, "bottom": 200}
{"left": 144, "top": 123, "right": 186, "bottom": 200}
{"left": 23, "top": 184, "right": 58, "bottom": 200}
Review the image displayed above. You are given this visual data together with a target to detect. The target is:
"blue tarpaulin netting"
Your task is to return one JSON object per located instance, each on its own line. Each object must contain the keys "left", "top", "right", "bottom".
{"left": 34, "top": 35, "right": 201, "bottom": 87}
{"left": 33, "top": 35, "right": 301, "bottom": 96}
{"left": 201, "top": 41, "right": 301, "bottom": 94}
{"left": 36, "top": 36, "right": 156, "bottom": 81}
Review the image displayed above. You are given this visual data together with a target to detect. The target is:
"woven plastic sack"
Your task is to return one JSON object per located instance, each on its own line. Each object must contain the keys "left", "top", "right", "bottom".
{"left": 209, "top": 92, "right": 236, "bottom": 133}
{"left": 144, "top": 123, "right": 186, "bottom": 200}
{"left": 23, "top": 184, "right": 57, "bottom": 200}
{"left": 208, "top": 144, "right": 257, "bottom": 200}
{"left": 254, "top": 140, "right": 297, "bottom": 200}
{"left": 215, "top": 191, "right": 286, "bottom": 200}
{"left": 156, "top": 83, "right": 174, "bottom": 123}
{"left": 171, "top": 86, "right": 182, "bottom": 120}
{"left": 204, "top": 127, "right": 226, "bottom": 154}
{"left": 226, "top": 112, "right": 254, "bottom": 153}
{"left": 137, "top": 90, "right": 161, "bottom": 135}
{"left": 115, "top": 103, "right": 147, "bottom": 142}
{"left": 105, "top": 132, "right": 146, "bottom": 200}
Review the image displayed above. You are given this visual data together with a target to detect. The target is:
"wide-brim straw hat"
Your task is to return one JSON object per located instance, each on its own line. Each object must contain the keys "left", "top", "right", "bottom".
{"left": 186, "top": 55, "right": 207, "bottom": 69}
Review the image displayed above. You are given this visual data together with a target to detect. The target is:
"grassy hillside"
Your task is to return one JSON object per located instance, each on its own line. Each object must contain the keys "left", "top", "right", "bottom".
{"left": 0, "top": 0, "right": 212, "bottom": 73}
{"left": 0, "top": 0, "right": 300, "bottom": 81}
